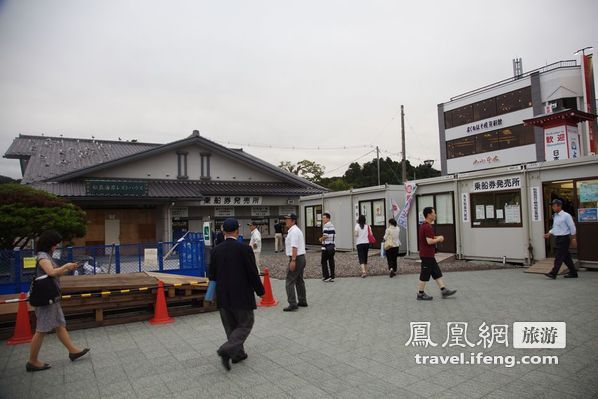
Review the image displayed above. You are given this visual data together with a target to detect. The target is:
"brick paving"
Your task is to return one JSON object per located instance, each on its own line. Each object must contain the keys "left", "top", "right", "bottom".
{"left": 1, "top": 268, "right": 597, "bottom": 398}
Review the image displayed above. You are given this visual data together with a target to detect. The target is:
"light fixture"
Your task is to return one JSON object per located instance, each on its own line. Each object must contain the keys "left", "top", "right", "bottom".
{"left": 424, "top": 159, "right": 434, "bottom": 167}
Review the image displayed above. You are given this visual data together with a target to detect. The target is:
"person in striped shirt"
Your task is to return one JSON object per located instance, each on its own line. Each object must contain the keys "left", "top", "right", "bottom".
{"left": 319, "top": 212, "right": 336, "bottom": 282}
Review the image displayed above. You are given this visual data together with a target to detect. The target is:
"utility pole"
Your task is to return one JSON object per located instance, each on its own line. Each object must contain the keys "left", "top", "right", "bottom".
{"left": 376, "top": 145, "right": 381, "bottom": 186}
{"left": 401, "top": 105, "right": 407, "bottom": 183}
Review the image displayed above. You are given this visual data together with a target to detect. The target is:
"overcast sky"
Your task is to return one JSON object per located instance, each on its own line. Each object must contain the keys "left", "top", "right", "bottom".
{"left": 0, "top": 0, "right": 597, "bottom": 179}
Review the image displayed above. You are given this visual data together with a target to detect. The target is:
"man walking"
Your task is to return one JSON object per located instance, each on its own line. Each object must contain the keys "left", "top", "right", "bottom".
{"left": 248, "top": 222, "right": 262, "bottom": 271}
{"left": 319, "top": 212, "right": 336, "bottom": 282}
{"left": 417, "top": 207, "right": 456, "bottom": 300}
{"left": 274, "top": 219, "right": 284, "bottom": 253}
{"left": 208, "top": 218, "right": 265, "bottom": 371}
{"left": 544, "top": 199, "right": 578, "bottom": 279}
{"left": 283, "top": 213, "right": 307, "bottom": 311}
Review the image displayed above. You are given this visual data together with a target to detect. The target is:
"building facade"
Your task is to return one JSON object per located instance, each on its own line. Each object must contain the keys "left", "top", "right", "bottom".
{"left": 4, "top": 131, "right": 326, "bottom": 246}
{"left": 438, "top": 58, "right": 598, "bottom": 175}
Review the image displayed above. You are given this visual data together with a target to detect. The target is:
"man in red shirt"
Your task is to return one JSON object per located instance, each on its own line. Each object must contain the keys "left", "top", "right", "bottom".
{"left": 417, "top": 207, "right": 456, "bottom": 300}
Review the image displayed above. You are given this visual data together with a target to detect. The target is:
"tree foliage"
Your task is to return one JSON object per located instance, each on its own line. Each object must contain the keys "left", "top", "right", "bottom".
{"left": 0, "top": 184, "right": 87, "bottom": 249}
{"left": 279, "top": 160, "right": 326, "bottom": 183}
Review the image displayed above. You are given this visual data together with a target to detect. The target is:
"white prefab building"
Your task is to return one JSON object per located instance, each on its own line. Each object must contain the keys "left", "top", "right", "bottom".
{"left": 406, "top": 157, "right": 598, "bottom": 267}
{"left": 299, "top": 185, "right": 406, "bottom": 252}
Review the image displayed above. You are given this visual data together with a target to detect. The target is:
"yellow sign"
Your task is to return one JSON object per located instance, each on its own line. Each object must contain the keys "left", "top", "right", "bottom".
{"left": 23, "top": 257, "right": 37, "bottom": 269}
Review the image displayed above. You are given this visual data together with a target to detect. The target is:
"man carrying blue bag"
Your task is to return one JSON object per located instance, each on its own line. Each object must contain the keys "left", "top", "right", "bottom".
{"left": 207, "top": 218, "right": 265, "bottom": 371}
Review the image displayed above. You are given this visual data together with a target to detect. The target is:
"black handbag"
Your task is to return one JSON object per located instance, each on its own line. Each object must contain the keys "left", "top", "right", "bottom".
{"left": 324, "top": 244, "right": 336, "bottom": 256}
{"left": 29, "top": 260, "right": 61, "bottom": 306}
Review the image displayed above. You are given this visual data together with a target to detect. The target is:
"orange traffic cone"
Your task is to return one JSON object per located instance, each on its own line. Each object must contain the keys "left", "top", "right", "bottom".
{"left": 257, "top": 268, "right": 278, "bottom": 307}
{"left": 7, "top": 292, "right": 33, "bottom": 345}
{"left": 149, "top": 281, "right": 174, "bottom": 325}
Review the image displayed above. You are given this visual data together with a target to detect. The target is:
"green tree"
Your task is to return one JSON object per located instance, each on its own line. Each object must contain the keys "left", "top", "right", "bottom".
{"left": 279, "top": 160, "right": 326, "bottom": 183}
{"left": 0, "top": 184, "right": 87, "bottom": 249}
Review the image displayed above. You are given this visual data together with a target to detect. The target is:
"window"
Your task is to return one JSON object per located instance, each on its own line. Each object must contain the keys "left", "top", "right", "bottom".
{"left": 497, "top": 125, "right": 535, "bottom": 150}
{"left": 444, "top": 86, "right": 532, "bottom": 129}
{"left": 447, "top": 136, "right": 476, "bottom": 159}
{"left": 359, "top": 199, "right": 386, "bottom": 226}
{"left": 435, "top": 193, "right": 454, "bottom": 224}
{"left": 476, "top": 131, "right": 499, "bottom": 153}
{"left": 473, "top": 97, "right": 497, "bottom": 121}
{"left": 177, "top": 152, "right": 188, "bottom": 179}
{"left": 417, "top": 195, "right": 434, "bottom": 223}
{"left": 200, "top": 153, "right": 211, "bottom": 179}
{"left": 305, "top": 206, "right": 315, "bottom": 227}
{"left": 471, "top": 190, "right": 522, "bottom": 227}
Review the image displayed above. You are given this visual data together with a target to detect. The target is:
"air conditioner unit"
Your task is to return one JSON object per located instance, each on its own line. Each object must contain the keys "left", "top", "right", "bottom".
{"left": 287, "top": 199, "right": 295, "bottom": 205}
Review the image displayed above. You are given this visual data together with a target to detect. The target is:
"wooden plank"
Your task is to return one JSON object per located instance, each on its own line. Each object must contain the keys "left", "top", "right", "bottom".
{"left": 525, "top": 258, "right": 570, "bottom": 274}
{"left": 59, "top": 273, "right": 157, "bottom": 294}
{"left": 95, "top": 309, "right": 103, "bottom": 322}
{"left": 145, "top": 272, "right": 208, "bottom": 286}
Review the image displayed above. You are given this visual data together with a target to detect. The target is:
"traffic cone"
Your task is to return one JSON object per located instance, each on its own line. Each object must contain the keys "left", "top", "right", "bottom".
{"left": 257, "top": 268, "right": 278, "bottom": 307}
{"left": 7, "top": 292, "right": 33, "bottom": 345}
{"left": 149, "top": 281, "right": 175, "bottom": 325}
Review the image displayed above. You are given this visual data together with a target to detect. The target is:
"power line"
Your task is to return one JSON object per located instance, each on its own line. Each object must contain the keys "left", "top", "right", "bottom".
{"left": 211, "top": 138, "right": 374, "bottom": 151}
{"left": 325, "top": 149, "right": 377, "bottom": 175}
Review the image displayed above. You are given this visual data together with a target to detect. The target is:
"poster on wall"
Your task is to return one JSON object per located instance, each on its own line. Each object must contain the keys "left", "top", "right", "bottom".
{"left": 579, "top": 182, "right": 598, "bottom": 202}
{"left": 496, "top": 209, "right": 504, "bottom": 219}
{"left": 485, "top": 205, "right": 495, "bottom": 219}
{"left": 461, "top": 193, "right": 470, "bottom": 223}
{"left": 530, "top": 186, "right": 542, "bottom": 222}
{"left": 373, "top": 200, "right": 385, "bottom": 225}
{"left": 279, "top": 206, "right": 296, "bottom": 216}
{"left": 214, "top": 207, "right": 235, "bottom": 217}
{"left": 578, "top": 208, "right": 598, "bottom": 222}
{"left": 504, "top": 204, "right": 521, "bottom": 224}
{"left": 251, "top": 206, "right": 270, "bottom": 217}
{"left": 475, "top": 205, "right": 486, "bottom": 220}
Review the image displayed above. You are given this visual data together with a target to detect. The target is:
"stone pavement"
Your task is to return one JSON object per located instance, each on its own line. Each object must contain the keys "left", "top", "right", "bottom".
{"left": 1, "top": 269, "right": 597, "bottom": 399}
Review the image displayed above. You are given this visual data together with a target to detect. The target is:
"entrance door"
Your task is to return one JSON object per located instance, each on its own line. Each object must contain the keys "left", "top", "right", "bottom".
{"left": 575, "top": 179, "right": 598, "bottom": 262}
{"left": 542, "top": 181, "right": 576, "bottom": 258}
{"left": 416, "top": 192, "right": 456, "bottom": 253}
{"left": 105, "top": 219, "right": 120, "bottom": 254}
{"left": 359, "top": 199, "right": 386, "bottom": 249}
{"left": 304, "top": 205, "right": 322, "bottom": 245}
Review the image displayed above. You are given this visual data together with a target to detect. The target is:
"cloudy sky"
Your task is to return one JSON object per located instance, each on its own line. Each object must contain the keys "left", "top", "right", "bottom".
{"left": 0, "top": 0, "right": 596, "bottom": 179}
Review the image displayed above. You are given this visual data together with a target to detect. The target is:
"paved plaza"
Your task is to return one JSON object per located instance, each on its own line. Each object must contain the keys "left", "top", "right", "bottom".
{"left": 1, "top": 268, "right": 598, "bottom": 399}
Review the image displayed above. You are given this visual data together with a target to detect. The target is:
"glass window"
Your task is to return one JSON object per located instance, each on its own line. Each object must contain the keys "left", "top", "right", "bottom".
{"left": 435, "top": 194, "right": 454, "bottom": 224}
{"left": 417, "top": 195, "right": 434, "bottom": 223}
{"left": 576, "top": 179, "right": 598, "bottom": 223}
{"left": 305, "top": 206, "right": 314, "bottom": 227}
{"left": 447, "top": 136, "right": 476, "bottom": 159}
{"left": 473, "top": 97, "right": 497, "bottom": 121}
{"left": 444, "top": 111, "right": 454, "bottom": 129}
{"left": 471, "top": 190, "right": 522, "bottom": 227}
{"left": 451, "top": 105, "right": 474, "bottom": 127}
{"left": 177, "top": 152, "right": 188, "bottom": 179}
{"left": 200, "top": 154, "right": 211, "bottom": 179}
{"left": 497, "top": 87, "right": 532, "bottom": 115}
{"left": 360, "top": 201, "right": 373, "bottom": 225}
{"left": 476, "top": 131, "right": 499, "bottom": 153}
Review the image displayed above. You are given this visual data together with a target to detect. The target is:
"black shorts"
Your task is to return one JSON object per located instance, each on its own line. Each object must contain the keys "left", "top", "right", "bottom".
{"left": 356, "top": 243, "right": 369, "bottom": 264}
{"left": 419, "top": 257, "right": 443, "bottom": 281}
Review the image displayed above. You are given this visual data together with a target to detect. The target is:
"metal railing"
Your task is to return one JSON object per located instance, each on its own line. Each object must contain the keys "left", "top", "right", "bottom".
{"left": 0, "top": 234, "right": 205, "bottom": 294}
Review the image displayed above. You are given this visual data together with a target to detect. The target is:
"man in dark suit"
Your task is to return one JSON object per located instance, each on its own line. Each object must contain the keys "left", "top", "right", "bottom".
{"left": 208, "top": 218, "right": 265, "bottom": 371}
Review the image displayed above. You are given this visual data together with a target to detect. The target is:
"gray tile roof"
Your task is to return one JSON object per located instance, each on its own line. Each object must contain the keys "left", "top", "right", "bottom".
{"left": 4, "top": 135, "right": 159, "bottom": 183}
{"left": 31, "top": 180, "right": 321, "bottom": 198}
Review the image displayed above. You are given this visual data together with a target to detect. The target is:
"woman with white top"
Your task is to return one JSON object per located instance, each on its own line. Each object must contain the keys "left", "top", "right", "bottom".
{"left": 383, "top": 218, "right": 401, "bottom": 278}
{"left": 354, "top": 215, "right": 370, "bottom": 278}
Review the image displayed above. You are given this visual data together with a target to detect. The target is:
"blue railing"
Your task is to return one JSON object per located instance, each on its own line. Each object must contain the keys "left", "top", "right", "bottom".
{"left": 0, "top": 233, "right": 205, "bottom": 294}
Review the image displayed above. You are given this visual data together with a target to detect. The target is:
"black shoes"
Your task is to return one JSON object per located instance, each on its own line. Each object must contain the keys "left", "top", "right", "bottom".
{"left": 298, "top": 302, "right": 308, "bottom": 307}
{"left": 218, "top": 352, "right": 231, "bottom": 371}
{"left": 389, "top": 270, "right": 396, "bottom": 278}
{"left": 441, "top": 289, "right": 457, "bottom": 298}
{"left": 69, "top": 348, "right": 90, "bottom": 362}
{"left": 417, "top": 292, "right": 433, "bottom": 300}
{"left": 26, "top": 362, "right": 51, "bottom": 372}
{"left": 564, "top": 274, "right": 578, "bottom": 278}
{"left": 283, "top": 305, "right": 299, "bottom": 312}
{"left": 544, "top": 273, "right": 557, "bottom": 280}
{"left": 232, "top": 353, "right": 248, "bottom": 364}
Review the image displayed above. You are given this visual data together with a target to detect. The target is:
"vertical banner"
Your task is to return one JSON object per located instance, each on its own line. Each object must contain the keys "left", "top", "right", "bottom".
{"left": 530, "top": 186, "right": 542, "bottom": 222}
{"left": 398, "top": 183, "right": 417, "bottom": 229}
{"left": 461, "top": 193, "right": 470, "bottom": 223}
{"left": 583, "top": 54, "right": 597, "bottom": 154}
{"left": 544, "top": 125, "right": 568, "bottom": 161}
{"left": 391, "top": 198, "right": 401, "bottom": 219}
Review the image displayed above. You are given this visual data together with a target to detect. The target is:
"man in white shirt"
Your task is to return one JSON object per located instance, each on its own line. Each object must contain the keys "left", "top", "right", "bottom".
{"left": 248, "top": 222, "right": 262, "bottom": 271}
{"left": 283, "top": 213, "right": 307, "bottom": 312}
{"left": 544, "top": 199, "right": 578, "bottom": 279}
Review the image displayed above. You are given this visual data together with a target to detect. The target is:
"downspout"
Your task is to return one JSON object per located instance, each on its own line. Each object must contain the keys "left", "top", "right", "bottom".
{"left": 455, "top": 177, "right": 463, "bottom": 260}
{"left": 523, "top": 167, "right": 534, "bottom": 266}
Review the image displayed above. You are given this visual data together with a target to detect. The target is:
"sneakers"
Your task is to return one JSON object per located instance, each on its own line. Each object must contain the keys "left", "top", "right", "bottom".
{"left": 544, "top": 273, "right": 557, "bottom": 280}
{"left": 417, "top": 292, "right": 433, "bottom": 300}
{"left": 564, "top": 274, "right": 578, "bottom": 278}
{"left": 441, "top": 288, "right": 457, "bottom": 298}
{"left": 298, "top": 302, "right": 308, "bottom": 307}
{"left": 389, "top": 270, "right": 396, "bottom": 278}
{"left": 283, "top": 306, "right": 298, "bottom": 312}
{"left": 329, "top": 278, "right": 335, "bottom": 282}
{"left": 323, "top": 278, "right": 332, "bottom": 282}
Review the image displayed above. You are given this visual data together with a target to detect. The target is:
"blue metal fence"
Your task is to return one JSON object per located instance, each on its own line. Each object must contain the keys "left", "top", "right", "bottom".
{"left": 0, "top": 235, "right": 205, "bottom": 294}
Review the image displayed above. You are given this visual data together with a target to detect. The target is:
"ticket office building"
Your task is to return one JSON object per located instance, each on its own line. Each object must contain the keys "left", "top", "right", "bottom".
{"left": 4, "top": 132, "right": 325, "bottom": 247}
{"left": 407, "top": 157, "right": 598, "bottom": 267}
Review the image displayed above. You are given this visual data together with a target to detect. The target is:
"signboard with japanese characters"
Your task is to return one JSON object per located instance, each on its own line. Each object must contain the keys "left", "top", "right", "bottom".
{"left": 472, "top": 176, "right": 521, "bottom": 193}
{"left": 530, "top": 187, "right": 542, "bottom": 222}
{"left": 567, "top": 126, "right": 580, "bottom": 159}
{"left": 171, "top": 207, "right": 188, "bottom": 219}
{"left": 214, "top": 207, "right": 235, "bottom": 217}
{"left": 85, "top": 180, "right": 148, "bottom": 197}
{"left": 466, "top": 117, "right": 503, "bottom": 134}
{"left": 461, "top": 193, "right": 470, "bottom": 223}
{"left": 200, "top": 196, "right": 262, "bottom": 206}
{"left": 278, "top": 206, "right": 297, "bottom": 216}
{"left": 251, "top": 206, "right": 270, "bottom": 217}
{"left": 544, "top": 126, "right": 568, "bottom": 161}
